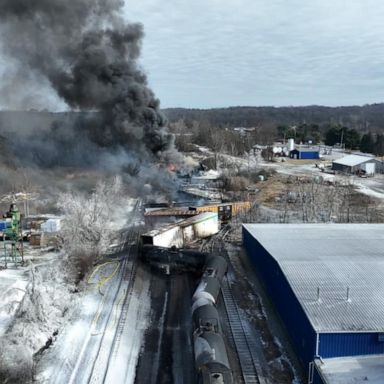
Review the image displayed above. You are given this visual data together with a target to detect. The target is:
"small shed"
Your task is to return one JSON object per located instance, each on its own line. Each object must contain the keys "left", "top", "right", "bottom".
{"left": 332, "top": 155, "right": 376, "bottom": 175}
{"left": 290, "top": 148, "right": 320, "bottom": 160}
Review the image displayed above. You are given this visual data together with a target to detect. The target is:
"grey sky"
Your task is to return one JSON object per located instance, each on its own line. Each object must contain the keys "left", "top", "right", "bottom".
{"left": 123, "top": 0, "right": 384, "bottom": 108}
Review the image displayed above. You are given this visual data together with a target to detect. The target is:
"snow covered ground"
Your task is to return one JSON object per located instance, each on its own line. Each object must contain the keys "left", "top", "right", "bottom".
{"left": 0, "top": 267, "right": 29, "bottom": 336}
{"left": 0, "top": 246, "right": 69, "bottom": 339}
{"left": 0, "top": 248, "right": 76, "bottom": 383}
{"left": 35, "top": 199, "right": 148, "bottom": 384}
{"left": 192, "top": 145, "right": 384, "bottom": 201}
{"left": 316, "top": 355, "right": 384, "bottom": 384}
{"left": 103, "top": 275, "right": 150, "bottom": 383}
{"left": 0, "top": 194, "right": 142, "bottom": 384}
{"left": 35, "top": 258, "right": 151, "bottom": 384}
{"left": 272, "top": 161, "right": 384, "bottom": 200}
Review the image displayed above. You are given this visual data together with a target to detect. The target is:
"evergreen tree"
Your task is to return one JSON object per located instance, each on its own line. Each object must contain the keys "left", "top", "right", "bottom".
{"left": 324, "top": 126, "right": 342, "bottom": 146}
{"left": 344, "top": 128, "right": 361, "bottom": 149}
{"left": 360, "top": 132, "right": 375, "bottom": 153}
{"left": 374, "top": 134, "right": 384, "bottom": 156}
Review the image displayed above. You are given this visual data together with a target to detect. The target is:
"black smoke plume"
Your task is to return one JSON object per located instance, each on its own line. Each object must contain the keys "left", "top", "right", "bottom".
{"left": 0, "top": 0, "right": 177, "bottom": 172}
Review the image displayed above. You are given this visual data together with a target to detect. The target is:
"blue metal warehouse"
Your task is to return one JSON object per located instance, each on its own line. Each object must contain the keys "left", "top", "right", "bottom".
{"left": 243, "top": 224, "right": 384, "bottom": 384}
{"left": 290, "top": 148, "right": 320, "bottom": 160}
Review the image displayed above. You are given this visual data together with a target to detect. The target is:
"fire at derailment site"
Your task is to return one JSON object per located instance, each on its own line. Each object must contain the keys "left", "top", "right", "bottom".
{"left": 1, "top": 1, "right": 384, "bottom": 384}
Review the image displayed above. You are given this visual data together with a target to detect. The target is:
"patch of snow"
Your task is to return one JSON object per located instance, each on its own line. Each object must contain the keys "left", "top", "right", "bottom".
{"left": 105, "top": 282, "right": 150, "bottom": 383}
{"left": 0, "top": 252, "right": 76, "bottom": 383}
{"left": 355, "top": 183, "right": 384, "bottom": 199}
{"left": 196, "top": 145, "right": 210, "bottom": 153}
{"left": 0, "top": 268, "right": 28, "bottom": 336}
{"left": 36, "top": 259, "right": 151, "bottom": 384}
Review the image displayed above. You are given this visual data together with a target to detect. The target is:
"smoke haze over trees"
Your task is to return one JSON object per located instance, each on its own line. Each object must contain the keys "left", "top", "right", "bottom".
{"left": 0, "top": 0, "right": 179, "bottom": 178}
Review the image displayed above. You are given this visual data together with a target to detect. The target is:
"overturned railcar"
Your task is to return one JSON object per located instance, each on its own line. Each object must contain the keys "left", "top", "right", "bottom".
{"left": 141, "top": 244, "right": 206, "bottom": 273}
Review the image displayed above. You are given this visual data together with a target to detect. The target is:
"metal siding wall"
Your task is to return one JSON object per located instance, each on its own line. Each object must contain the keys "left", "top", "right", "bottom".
{"left": 243, "top": 227, "right": 317, "bottom": 368}
{"left": 319, "top": 333, "right": 384, "bottom": 358}
{"left": 300, "top": 151, "right": 319, "bottom": 159}
{"left": 332, "top": 163, "right": 350, "bottom": 173}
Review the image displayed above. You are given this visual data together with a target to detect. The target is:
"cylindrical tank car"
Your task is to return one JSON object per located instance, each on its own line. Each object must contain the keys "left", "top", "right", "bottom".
{"left": 194, "top": 332, "right": 233, "bottom": 384}
{"left": 192, "top": 303, "right": 222, "bottom": 335}
{"left": 204, "top": 256, "right": 228, "bottom": 282}
{"left": 192, "top": 276, "right": 221, "bottom": 305}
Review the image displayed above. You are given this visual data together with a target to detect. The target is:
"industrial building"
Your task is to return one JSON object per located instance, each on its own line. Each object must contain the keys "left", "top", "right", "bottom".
{"left": 332, "top": 154, "right": 377, "bottom": 175}
{"left": 141, "top": 212, "right": 219, "bottom": 248}
{"left": 243, "top": 224, "right": 384, "bottom": 384}
{"left": 289, "top": 148, "right": 320, "bottom": 160}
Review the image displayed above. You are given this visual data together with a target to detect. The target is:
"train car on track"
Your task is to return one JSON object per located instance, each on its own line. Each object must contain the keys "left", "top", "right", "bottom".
{"left": 204, "top": 255, "right": 228, "bottom": 281}
{"left": 192, "top": 276, "right": 221, "bottom": 304}
{"left": 192, "top": 256, "right": 228, "bottom": 304}
{"left": 192, "top": 297, "right": 213, "bottom": 313}
{"left": 194, "top": 332, "right": 233, "bottom": 384}
{"left": 192, "top": 255, "right": 233, "bottom": 383}
{"left": 192, "top": 303, "right": 222, "bottom": 335}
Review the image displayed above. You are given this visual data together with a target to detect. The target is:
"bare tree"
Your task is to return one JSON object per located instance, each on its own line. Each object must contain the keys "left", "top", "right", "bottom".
{"left": 58, "top": 177, "right": 125, "bottom": 277}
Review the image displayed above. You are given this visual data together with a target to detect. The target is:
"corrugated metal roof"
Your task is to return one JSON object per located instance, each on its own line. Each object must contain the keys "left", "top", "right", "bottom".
{"left": 243, "top": 224, "right": 384, "bottom": 333}
{"left": 332, "top": 154, "right": 374, "bottom": 167}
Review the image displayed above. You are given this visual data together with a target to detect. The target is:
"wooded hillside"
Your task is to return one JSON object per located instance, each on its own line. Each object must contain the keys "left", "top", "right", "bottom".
{"left": 163, "top": 104, "right": 384, "bottom": 132}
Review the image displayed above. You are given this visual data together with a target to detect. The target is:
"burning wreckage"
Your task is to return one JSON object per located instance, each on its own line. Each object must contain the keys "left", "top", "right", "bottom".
{"left": 0, "top": 0, "right": 180, "bottom": 189}
{"left": 0, "top": 1, "right": 253, "bottom": 384}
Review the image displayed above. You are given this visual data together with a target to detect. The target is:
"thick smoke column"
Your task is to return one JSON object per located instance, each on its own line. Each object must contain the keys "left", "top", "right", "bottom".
{"left": 0, "top": 0, "right": 174, "bottom": 166}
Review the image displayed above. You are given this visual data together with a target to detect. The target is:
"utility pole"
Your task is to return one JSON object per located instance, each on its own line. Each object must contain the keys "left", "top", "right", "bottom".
{"left": 340, "top": 128, "right": 344, "bottom": 151}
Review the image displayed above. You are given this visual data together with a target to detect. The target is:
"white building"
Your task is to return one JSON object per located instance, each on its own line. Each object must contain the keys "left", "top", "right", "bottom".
{"left": 332, "top": 154, "right": 377, "bottom": 175}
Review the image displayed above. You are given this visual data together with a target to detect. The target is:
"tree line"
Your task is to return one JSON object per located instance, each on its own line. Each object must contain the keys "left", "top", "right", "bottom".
{"left": 168, "top": 110, "right": 384, "bottom": 157}
{"left": 164, "top": 104, "right": 384, "bottom": 132}
{"left": 324, "top": 126, "right": 384, "bottom": 155}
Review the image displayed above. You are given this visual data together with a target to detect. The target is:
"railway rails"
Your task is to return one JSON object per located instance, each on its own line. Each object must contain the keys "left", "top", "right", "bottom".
{"left": 204, "top": 229, "right": 265, "bottom": 384}
{"left": 69, "top": 201, "right": 141, "bottom": 384}
{"left": 221, "top": 278, "right": 264, "bottom": 384}
{"left": 88, "top": 230, "right": 139, "bottom": 383}
{"left": 63, "top": 200, "right": 265, "bottom": 384}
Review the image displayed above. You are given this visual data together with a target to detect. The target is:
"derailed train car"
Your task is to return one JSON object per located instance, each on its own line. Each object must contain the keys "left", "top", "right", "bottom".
{"left": 141, "top": 244, "right": 206, "bottom": 273}
{"left": 191, "top": 255, "right": 233, "bottom": 384}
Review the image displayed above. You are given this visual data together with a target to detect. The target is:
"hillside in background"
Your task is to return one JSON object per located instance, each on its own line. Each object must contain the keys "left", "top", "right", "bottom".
{"left": 163, "top": 104, "right": 384, "bottom": 132}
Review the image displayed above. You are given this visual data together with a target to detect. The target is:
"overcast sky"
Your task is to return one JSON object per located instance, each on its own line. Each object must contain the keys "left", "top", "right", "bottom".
{"left": 123, "top": 0, "right": 384, "bottom": 108}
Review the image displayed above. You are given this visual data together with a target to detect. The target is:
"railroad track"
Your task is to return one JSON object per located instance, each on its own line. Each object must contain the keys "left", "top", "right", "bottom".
{"left": 205, "top": 228, "right": 265, "bottom": 384}
{"left": 70, "top": 200, "right": 142, "bottom": 384}
{"left": 221, "top": 277, "right": 264, "bottom": 384}
{"left": 107, "top": 229, "right": 139, "bottom": 362}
